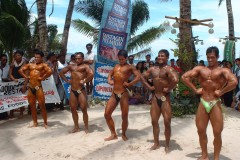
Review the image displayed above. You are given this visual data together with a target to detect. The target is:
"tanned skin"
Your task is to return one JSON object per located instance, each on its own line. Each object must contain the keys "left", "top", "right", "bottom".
{"left": 59, "top": 53, "right": 93, "bottom": 133}
{"left": 19, "top": 53, "right": 52, "bottom": 129}
{"left": 104, "top": 54, "right": 140, "bottom": 141}
{"left": 181, "top": 49, "right": 237, "bottom": 160}
{"left": 141, "top": 51, "right": 178, "bottom": 152}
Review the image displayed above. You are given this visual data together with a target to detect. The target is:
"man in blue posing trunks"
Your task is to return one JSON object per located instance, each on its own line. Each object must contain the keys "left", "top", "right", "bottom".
{"left": 181, "top": 46, "right": 237, "bottom": 160}
{"left": 104, "top": 50, "right": 140, "bottom": 141}
{"left": 141, "top": 49, "right": 178, "bottom": 152}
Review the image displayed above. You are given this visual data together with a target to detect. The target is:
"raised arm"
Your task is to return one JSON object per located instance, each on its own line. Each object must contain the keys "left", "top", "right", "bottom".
{"left": 218, "top": 68, "right": 238, "bottom": 96}
{"left": 59, "top": 66, "right": 71, "bottom": 83}
{"left": 107, "top": 68, "right": 114, "bottom": 85}
{"left": 80, "top": 65, "right": 94, "bottom": 85}
{"left": 181, "top": 67, "right": 200, "bottom": 94}
{"left": 127, "top": 65, "right": 140, "bottom": 86}
{"left": 18, "top": 64, "right": 30, "bottom": 79}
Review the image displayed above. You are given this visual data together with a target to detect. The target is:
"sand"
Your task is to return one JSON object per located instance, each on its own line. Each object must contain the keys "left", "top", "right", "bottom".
{"left": 0, "top": 104, "right": 240, "bottom": 160}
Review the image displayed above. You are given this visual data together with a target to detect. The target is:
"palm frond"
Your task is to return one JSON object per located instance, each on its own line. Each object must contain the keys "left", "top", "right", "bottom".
{"left": 218, "top": 0, "right": 225, "bottom": 6}
{"left": 72, "top": 19, "right": 98, "bottom": 37}
{"left": 127, "top": 24, "right": 171, "bottom": 52}
{"left": 130, "top": 47, "right": 152, "bottom": 59}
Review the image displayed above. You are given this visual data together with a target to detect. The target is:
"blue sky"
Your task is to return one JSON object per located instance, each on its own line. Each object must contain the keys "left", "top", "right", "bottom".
{"left": 26, "top": 0, "right": 240, "bottom": 61}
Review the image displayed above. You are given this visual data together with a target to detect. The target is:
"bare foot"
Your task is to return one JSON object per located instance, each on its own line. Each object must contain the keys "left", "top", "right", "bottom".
{"left": 28, "top": 123, "right": 38, "bottom": 128}
{"left": 198, "top": 156, "right": 209, "bottom": 160}
{"left": 150, "top": 144, "right": 160, "bottom": 150}
{"left": 68, "top": 127, "right": 80, "bottom": 133}
{"left": 84, "top": 128, "right": 89, "bottom": 134}
{"left": 165, "top": 146, "right": 170, "bottom": 154}
{"left": 44, "top": 124, "right": 48, "bottom": 129}
{"left": 104, "top": 134, "right": 118, "bottom": 141}
{"left": 122, "top": 134, "right": 128, "bottom": 141}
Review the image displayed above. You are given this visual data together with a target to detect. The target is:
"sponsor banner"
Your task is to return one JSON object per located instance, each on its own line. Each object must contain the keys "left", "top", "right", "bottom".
{"left": 97, "top": 0, "right": 132, "bottom": 63}
{"left": 224, "top": 40, "right": 235, "bottom": 63}
{"left": 0, "top": 76, "right": 60, "bottom": 113}
{"left": 57, "top": 69, "right": 71, "bottom": 100}
{"left": 93, "top": 62, "right": 114, "bottom": 100}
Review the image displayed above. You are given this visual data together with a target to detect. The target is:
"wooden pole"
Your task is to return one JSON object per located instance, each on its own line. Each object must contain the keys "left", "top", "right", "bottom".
{"left": 165, "top": 16, "right": 212, "bottom": 27}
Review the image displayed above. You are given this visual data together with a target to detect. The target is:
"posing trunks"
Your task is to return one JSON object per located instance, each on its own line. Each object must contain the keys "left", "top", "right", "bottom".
{"left": 114, "top": 91, "right": 128, "bottom": 103}
{"left": 200, "top": 98, "right": 221, "bottom": 113}
{"left": 28, "top": 85, "right": 42, "bottom": 95}
{"left": 71, "top": 87, "right": 85, "bottom": 98}
{"left": 155, "top": 95, "right": 166, "bottom": 108}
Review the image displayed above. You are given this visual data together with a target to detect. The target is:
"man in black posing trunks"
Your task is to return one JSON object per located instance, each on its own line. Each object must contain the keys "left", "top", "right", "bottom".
{"left": 141, "top": 49, "right": 178, "bottom": 152}
{"left": 104, "top": 50, "right": 140, "bottom": 141}
{"left": 59, "top": 52, "right": 93, "bottom": 133}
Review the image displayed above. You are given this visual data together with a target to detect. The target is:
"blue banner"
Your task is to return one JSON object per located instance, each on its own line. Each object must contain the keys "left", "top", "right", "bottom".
{"left": 93, "top": 62, "right": 114, "bottom": 100}
{"left": 97, "top": 0, "right": 132, "bottom": 64}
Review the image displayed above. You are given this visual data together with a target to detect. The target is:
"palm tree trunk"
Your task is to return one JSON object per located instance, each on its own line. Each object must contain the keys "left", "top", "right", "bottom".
{"left": 61, "top": 0, "right": 75, "bottom": 55}
{"left": 37, "top": 0, "right": 48, "bottom": 53}
{"left": 179, "top": 0, "right": 194, "bottom": 71}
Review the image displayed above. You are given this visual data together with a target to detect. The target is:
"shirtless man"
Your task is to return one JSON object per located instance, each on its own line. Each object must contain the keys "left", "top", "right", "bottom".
{"left": 59, "top": 52, "right": 93, "bottom": 133}
{"left": 181, "top": 46, "right": 237, "bottom": 160}
{"left": 104, "top": 50, "right": 140, "bottom": 141}
{"left": 141, "top": 49, "right": 178, "bottom": 152}
{"left": 19, "top": 51, "right": 52, "bottom": 129}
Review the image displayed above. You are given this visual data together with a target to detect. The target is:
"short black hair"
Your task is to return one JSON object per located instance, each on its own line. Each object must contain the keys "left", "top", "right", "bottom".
{"left": 75, "top": 52, "right": 84, "bottom": 58}
{"left": 35, "top": 50, "right": 44, "bottom": 57}
{"left": 14, "top": 50, "right": 24, "bottom": 56}
{"left": 46, "top": 52, "right": 55, "bottom": 60}
{"left": 170, "top": 59, "right": 175, "bottom": 62}
{"left": 146, "top": 54, "right": 151, "bottom": 58}
{"left": 235, "top": 58, "right": 240, "bottom": 61}
{"left": 206, "top": 46, "right": 219, "bottom": 57}
{"left": 118, "top": 50, "right": 128, "bottom": 58}
{"left": 0, "top": 54, "right": 7, "bottom": 59}
{"left": 86, "top": 43, "right": 93, "bottom": 48}
{"left": 128, "top": 55, "right": 134, "bottom": 59}
{"left": 158, "top": 49, "right": 169, "bottom": 57}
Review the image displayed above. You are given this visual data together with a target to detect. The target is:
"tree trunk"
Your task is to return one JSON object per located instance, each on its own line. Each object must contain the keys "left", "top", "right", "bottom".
{"left": 178, "top": 0, "right": 194, "bottom": 72}
{"left": 37, "top": 0, "right": 48, "bottom": 54}
{"left": 61, "top": 0, "right": 75, "bottom": 55}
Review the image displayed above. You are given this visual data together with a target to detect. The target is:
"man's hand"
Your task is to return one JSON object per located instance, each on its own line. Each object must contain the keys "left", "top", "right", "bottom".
{"left": 22, "top": 86, "right": 27, "bottom": 93}
{"left": 195, "top": 88, "right": 203, "bottom": 95}
{"left": 123, "top": 82, "right": 130, "bottom": 88}
{"left": 108, "top": 80, "right": 114, "bottom": 85}
{"left": 79, "top": 79, "right": 85, "bottom": 85}
{"left": 214, "top": 89, "right": 222, "bottom": 97}
{"left": 38, "top": 77, "right": 44, "bottom": 81}
{"left": 149, "top": 86, "right": 155, "bottom": 91}
{"left": 163, "top": 88, "right": 170, "bottom": 93}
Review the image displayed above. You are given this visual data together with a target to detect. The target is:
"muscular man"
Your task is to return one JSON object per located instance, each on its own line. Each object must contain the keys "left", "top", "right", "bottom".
{"left": 19, "top": 51, "right": 52, "bottom": 128}
{"left": 181, "top": 46, "right": 237, "bottom": 160}
{"left": 141, "top": 49, "right": 178, "bottom": 152}
{"left": 104, "top": 50, "right": 140, "bottom": 141}
{"left": 59, "top": 52, "right": 93, "bottom": 133}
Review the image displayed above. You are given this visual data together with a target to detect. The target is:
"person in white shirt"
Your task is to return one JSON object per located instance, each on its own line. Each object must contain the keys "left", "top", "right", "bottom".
{"left": 0, "top": 54, "right": 10, "bottom": 82}
{"left": 84, "top": 43, "right": 95, "bottom": 95}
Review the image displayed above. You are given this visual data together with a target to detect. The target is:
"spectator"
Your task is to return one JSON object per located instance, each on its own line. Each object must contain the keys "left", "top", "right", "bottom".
{"left": 128, "top": 55, "right": 135, "bottom": 66}
{"left": 9, "top": 50, "right": 28, "bottom": 118}
{"left": 198, "top": 60, "right": 205, "bottom": 66}
{"left": 68, "top": 54, "right": 76, "bottom": 65}
{"left": 145, "top": 54, "right": 151, "bottom": 68}
{"left": 235, "top": 58, "right": 240, "bottom": 92}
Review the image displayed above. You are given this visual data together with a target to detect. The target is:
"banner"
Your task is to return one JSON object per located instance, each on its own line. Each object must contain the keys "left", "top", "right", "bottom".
{"left": 0, "top": 76, "right": 60, "bottom": 113}
{"left": 93, "top": 62, "right": 114, "bottom": 100}
{"left": 224, "top": 40, "right": 235, "bottom": 63}
{"left": 97, "top": 0, "right": 132, "bottom": 64}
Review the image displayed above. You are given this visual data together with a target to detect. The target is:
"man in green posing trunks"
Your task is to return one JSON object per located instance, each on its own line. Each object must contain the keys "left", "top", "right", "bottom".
{"left": 181, "top": 46, "right": 237, "bottom": 160}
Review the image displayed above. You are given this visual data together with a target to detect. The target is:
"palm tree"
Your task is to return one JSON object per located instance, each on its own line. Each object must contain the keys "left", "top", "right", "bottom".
{"left": 73, "top": 0, "right": 170, "bottom": 57}
{"left": 36, "top": 0, "right": 48, "bottom": 53}
{"left": 0, "top": 0, "right": 30, "bottom": 58}
{"left": 61, "top": 0, "right": 75, "bottom": 56}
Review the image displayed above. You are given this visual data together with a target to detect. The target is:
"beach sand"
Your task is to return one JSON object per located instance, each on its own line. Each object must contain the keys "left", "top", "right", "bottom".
{"left": 0, "top": 105, "right": 240, "bottom": 160}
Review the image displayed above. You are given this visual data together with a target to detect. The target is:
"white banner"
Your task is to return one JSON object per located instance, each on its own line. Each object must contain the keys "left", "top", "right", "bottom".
{"left": 0, "top": 76, "right": 60, "bottom": 113}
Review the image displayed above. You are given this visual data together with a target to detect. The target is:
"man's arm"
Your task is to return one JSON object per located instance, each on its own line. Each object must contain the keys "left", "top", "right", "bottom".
{"left": 127, "top": 65, "right": 140, "bottom": 87}
{"left": 59, "top": 66, "right": 71, "bottom": 83}
{"left": 40, "top": 64, "right": 52, "bottom": 81}
{"left": 80, "top": 65, "right": 94, "bottom": 85}
{"left": 164, "top": 67, "right": 179, "bottom": 93}
{"left": 218, "top": 68, "right": 238, "bottom": 96}
{"left": 108, "top": 68, "right": 114, "bottom": 85}
{"left": 181, "top": 67, "right": 200, "bottom": 93}
{"left": 141, "top": 68, "right": 154, "bottom": 90}
{"left": 18, "top": 64, "right": 30, "bottom": 79}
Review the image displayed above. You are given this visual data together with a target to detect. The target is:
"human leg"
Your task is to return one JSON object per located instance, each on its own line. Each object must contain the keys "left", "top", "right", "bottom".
{"left": 69, "top": 91, "right": 80, "bottom": 133}
{"left": 28, "top": 91, "right": 38, "bottom": 127}
{"left": 37, "top": 89, "right": 47, "bottom": 128}
{"left": 78, "top": 91, "right": 89, "bottom": 133}
{"left": 104, "top": 95, "right": 118, "bottom": 141}
{"left": 150, "top": 97, "right": 161, "bottom": 150}
{"left": 196, "top": 103, "right": 210, "bottom": 160}
{"left": 120, "top": 92, "right": 129, "bottom": 141}
{"left": 210, "top": 104, "right": 223, "bottom": 160}
{"left": 161, "top": 100, "right": 172, "bottom": 153}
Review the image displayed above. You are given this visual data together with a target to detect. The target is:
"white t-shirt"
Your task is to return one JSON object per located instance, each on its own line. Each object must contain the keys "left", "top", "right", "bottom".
{"left": 85, "top": 52, "right": 95, "bottom": 70}
{"left": 0, "top": 64, "right": 10, "bottom": 79}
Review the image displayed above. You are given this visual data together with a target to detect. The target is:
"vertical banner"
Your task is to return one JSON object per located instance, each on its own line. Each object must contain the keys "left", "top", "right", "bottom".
{"left": 224, "top": 40, "right": 235, "bottom": 63}
{"left": 97, "top": 0, "right": 132, "bottom": 64}
{"left": 93, "top": 62, "right": 114, "bottom": 100}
